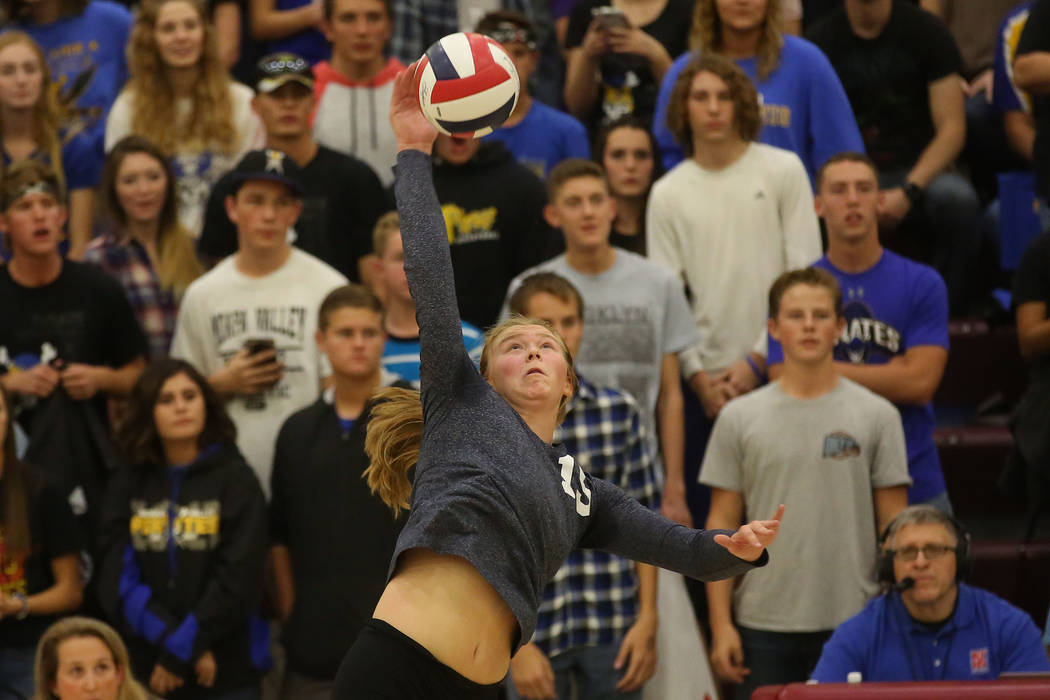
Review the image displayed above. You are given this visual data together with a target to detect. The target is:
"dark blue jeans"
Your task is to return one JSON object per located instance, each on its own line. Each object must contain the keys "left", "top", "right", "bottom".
{"left": 735, "top": 627, "right": 831, "bottom": 700}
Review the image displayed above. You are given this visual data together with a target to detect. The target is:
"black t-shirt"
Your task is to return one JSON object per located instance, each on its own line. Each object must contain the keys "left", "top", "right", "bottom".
{"left": 565, "top": 0, "right": 693, "bottom": 133}
{"left": 1014, "top": 231, "right": 1050, "bottom": 387}
{"left": 0, "top": 261, "right": 147, "bottom": 425}
{"left": 0, "top": 466, "right": 81, "bottom": 648}
{"left": 807, "top": 0, "right": 962, "bottom": 172}
{"left": 1018, "top": 0, "right": 1050, "bottom": 200}
{"left": 198, "top": 146, "right": 391, "bottom": 281}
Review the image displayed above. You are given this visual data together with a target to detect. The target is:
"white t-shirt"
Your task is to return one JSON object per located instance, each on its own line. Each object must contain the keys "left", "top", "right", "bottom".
{"left": 106, "top": 82, "right": 265, "bottom": 236}
{"left": 170, "top": 249, "right": 348, "bottom": 494}
{"left": 647, "top": 143, "right": 822, "bottom": 375}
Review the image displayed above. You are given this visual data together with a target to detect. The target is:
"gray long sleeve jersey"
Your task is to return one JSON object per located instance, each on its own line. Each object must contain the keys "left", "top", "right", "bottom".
{"left": 389, "top": 150, "right": 768, "bottom": 651}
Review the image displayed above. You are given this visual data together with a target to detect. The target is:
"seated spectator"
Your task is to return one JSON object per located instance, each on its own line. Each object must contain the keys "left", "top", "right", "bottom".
{"left": 199, "top": 53, "right": 388, "bottom": 282}
{"left": 808, "top": 0, "right": 983, "bottom": 315}
{"left": 100, "top": 359, "right": 269, "bottom": 699}
{"left": 250, "top": 0, "right": 330, "bottom": 66}
{"left": 477, "top": 11, "right": 589, "bottom": 179}
{"left": 1, "top": 0, "right": 132, "bottom": 154}
{"left": 593, "top": 115, "right": 661, "bottom": 255}
{"left": 34, "top": 616, "right": 149, "bottom": 700}
{"left": 105, "top": 0, "right": 265, "bottom": 237}
{"left": 270, "top": 285, "right": 409, "bottom": 700}
{"left": 648, "top": 52, "right": 820, "bottom": 524}
{"left": 701, "top": 267, "right": 909, "bottom": 698}
{"left": 1003, "top": 231, "right": 1050, "bottom": 521}
{"left": 371, "top": 212, "right": 482, "bottom": 386}
{"left": 1014, "top": 0, "right": 1050, "bottom": 203}
{"left": 767, "top": 153, "right": 951, "bottom": 510}
{"left": 312, "top": 0, "right": 403, "bottom": 187}
{"left": 84, "top": 136, "right": 203, "bottom": 360}
{"left": 0, "top": 161, "right": 147, "bottom": 537}
{"left": 993, "top": 2, "right": 1035, "bottom": 164}
{"left": 506, "top": 272, "right": 660, "bottom": 700}
{"left": 0, "top": 32, "right": 100, "bottom": 259}
{"left": 171, "top": 149, "right": 347, "bottom": 492}
{"left": 504, "top": 158, "right": 698, "bottom": 527}
{"left": 564, "top": 0, "right": 692, "bottom": 133}
{"left": 652, "top": 0, "right": 863, "bottom": 180}
{"left": 0, "top": 383, "right": 83, "bottom": 698}
{"left": 432, "top": 134, "right": 549, "bottom": 329}
{"left": 811, "top": 506, "right": 1050, "bottom": 682}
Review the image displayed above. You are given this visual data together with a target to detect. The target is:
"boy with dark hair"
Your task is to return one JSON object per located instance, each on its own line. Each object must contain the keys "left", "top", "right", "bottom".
{"left": 313, "top": 0, "right": 404, "bottom": 186}
{"left": 701, "top": 267, "right": 910, "bottom": 697}
{"left": 372, "top": 211, "right": 483, "bottom": 385}
{"left": 476, "top": 11, "right": 589, "bottom": 178}
{"left": 506, "top": 271, "right": 659, "bottom": 700}
{"left": 270, "top": 283, "right": 409, "bottom": 700}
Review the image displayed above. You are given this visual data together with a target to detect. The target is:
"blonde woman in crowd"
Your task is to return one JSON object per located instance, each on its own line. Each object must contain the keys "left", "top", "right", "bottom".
{"left": 105, "top": 0, "right": 263, "bottom": 237}
{"left": 0, "top": 32, "right": 100, "bottom": 259}
{"left": 33, "top": 617, "right": 148, "bottom": 700}
{"left": 84, "top": 136, "right": 203, "bottom": 360}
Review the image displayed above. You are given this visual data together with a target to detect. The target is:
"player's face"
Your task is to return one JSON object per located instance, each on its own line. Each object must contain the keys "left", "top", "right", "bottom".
{"left": 687, "top": 70, "right": 737, "bottom": 146}
{"left": 225, "top": 180, "right": 301, "bottom": 254}
{"left": 816, "top": 160, "right": 881, "bottom": 244}
{"left": 545, "top": 176, "right": 615, "bottom": 252}
{"left": 377, "top": 230, "right": 411, "bottom": 304}
{"left": 253, "top": 83, "right": 314, "bottom": 139}
{"left": 317, "top": 307, "right": 386, "bottom": 379}
{"left": 0, "top": 41, "right": 44, "bottom": 111}
{"left": 324, "top": 0, "right": 391, "bottom": 65}
{"left": 153, "top": 372, "right": 207, "bottom": 447}
{"left": 1, "top": 190, "right": 67, "bottom": 260}
{"left": 434, "top": 135, "right": 481, "bottom": 165}
{"left": 522, "top": 292, "right": 584, "bottom": 359}
{"left": 115, "top": 152, "right": 168, "bottom": 226}
{"left": 51, "top": 635, "right": 124, "bottom": 700}
{"left": 602, "top": 126, "right": 654, "bottom": 199}
{"left": 891, "top": 522, "right": 959, "bottom": 610}
{"left": 768, "top": 283, "right": 842, "bottom": 366}
{"left": 153, "top": 0, "right": 205, "bottom": 70}
{"left": 487, "top": 324, "right": 573, "bottom": 415}
{"left": 715, "top": 0, "right": 768, "bottom": 33}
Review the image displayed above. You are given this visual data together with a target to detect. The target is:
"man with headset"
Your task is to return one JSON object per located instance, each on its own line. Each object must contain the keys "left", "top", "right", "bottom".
{"left": 811, "top": 505, "right": 1050, "bottom": 682}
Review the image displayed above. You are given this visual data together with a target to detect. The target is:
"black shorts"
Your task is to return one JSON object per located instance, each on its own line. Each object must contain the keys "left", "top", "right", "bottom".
{"left": 332, "top": 618, "right": 502, "bottom": 699}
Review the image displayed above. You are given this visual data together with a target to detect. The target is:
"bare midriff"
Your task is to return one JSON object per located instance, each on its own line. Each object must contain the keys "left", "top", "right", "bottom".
{"left": 372, "top": 548, "right": 517, "bottom": 685}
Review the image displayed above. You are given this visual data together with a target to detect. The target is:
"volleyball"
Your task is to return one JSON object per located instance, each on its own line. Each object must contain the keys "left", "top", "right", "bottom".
{"left": 415, "top": 32, "right": 520, "bottom": 138}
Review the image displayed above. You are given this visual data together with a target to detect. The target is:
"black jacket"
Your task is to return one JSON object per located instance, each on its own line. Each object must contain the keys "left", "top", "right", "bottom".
{"left": 98, "top": 443, "right": 269, "bottom": 697}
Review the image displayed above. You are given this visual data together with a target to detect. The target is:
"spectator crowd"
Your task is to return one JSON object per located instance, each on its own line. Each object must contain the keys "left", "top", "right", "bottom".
{"left": 3, "top": 0, "right": 1050, "bottom": 699}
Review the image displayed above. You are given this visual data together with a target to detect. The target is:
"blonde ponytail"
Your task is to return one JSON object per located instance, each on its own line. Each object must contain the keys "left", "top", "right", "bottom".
{"left": 364, "top": 386, "right": 424, "bottom": 517}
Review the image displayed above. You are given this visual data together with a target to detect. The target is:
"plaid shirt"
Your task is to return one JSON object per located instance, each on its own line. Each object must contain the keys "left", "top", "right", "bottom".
{"left": 533, "top": 373, "right": 660, "bottom": 658}
{"left": 83, "top": 234, "right": 177, "bottom": 360}
{"left": 390, "top": 0, "right": 538, "bottom": 65}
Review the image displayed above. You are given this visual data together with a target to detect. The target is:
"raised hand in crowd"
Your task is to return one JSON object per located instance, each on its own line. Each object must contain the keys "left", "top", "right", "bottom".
{"left": 149, "top": 663, "right": 184, "bottom": 696}
{"left": 2, "top": 363, "right": 60, "bottom": 399}
{"left": 195, "top": 650, "right": 217, "bottom": 688}
{"left": 209, "top": 347, "right": 284, "bottom": 397}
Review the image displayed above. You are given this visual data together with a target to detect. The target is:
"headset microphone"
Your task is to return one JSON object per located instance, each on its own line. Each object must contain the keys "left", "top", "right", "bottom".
{"left": 893, "top": 577, "right": 915, "bottom": 592}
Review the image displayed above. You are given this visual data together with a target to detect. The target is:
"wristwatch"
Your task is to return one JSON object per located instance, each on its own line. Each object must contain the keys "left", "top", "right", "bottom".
{"left": 12, "top": 593, "right": 29, "bottom": 620}
{"left": 902, "top": 181, "right": 924, "bottom": 205}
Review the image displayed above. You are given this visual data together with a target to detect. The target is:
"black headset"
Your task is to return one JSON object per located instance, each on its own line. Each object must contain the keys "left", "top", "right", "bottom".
{"left": 876, "top": 507, "right": 972, "bottom": 585}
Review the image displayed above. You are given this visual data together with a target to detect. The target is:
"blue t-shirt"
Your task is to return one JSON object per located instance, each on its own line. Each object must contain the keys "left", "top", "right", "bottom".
{"left": 766, "top": 251, "right": 949, "bottom": 502}
{"left": 481, "top": 100, "right": 590, "bottom": 179}
{"left": 15, "top": 0, "right": 132, "bottom": 153}
{"left": 264, "top": 0, "right": 331, "bottom": 66}
{"left": 382, "top": 321, "right": 484, "bottom": 387}
{"left": 811, "top": 584, "right": 1050, "bottom": 682}
{"left": 652, "top": 36, "right": 864, "bottom": 182}
{"left": 993, "top": 3, "right": 1033, "bottom": 115}
{"left": 2, "top": 129, "right": 102, "bottom": 191}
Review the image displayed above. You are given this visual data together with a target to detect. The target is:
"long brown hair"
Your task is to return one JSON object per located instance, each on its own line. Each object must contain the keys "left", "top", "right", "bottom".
{"left": 34, "top": 616, "right": 149, "bottom": 700}
{"left": 364, "top": 317, "right": 578, "bottom": 516}
{"left": 0, "top": 383, "right": 30, "bottom": 557}
{"left": 124, "top": 0, "right": 238, "bottom": 155}
{"left": 690, "top": 0, "right": 783, "bottom": 81}
{"left": 0, "top": 32, "right": 67, "bottom": 195}
{"left": 666, "top": 52, "right": 762, "bottom": 156}
{"left": 100, "top": 136, "right": 203, "bottom": 297}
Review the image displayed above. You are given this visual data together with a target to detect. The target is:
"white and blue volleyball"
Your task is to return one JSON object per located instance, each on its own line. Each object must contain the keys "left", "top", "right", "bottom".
{"left": 415, "top": 32, "right": 520, "bottom": 137}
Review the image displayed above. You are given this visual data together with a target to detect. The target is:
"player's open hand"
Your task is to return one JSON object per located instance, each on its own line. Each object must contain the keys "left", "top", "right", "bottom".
{"left": 714, "top": 505, "right": 785, "bottom": 561}
{"left": 390, "top": 63, "right": 438, "bottom": 154}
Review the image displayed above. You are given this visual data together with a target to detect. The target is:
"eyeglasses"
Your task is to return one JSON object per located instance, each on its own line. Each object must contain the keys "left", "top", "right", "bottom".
{"left": 888, "top": 544, "right": 957, "bottom": 562}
